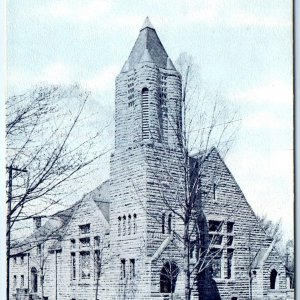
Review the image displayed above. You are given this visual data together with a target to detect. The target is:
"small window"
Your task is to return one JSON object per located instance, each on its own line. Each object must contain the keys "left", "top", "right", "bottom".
{"left": 227, "top": 222, "right": 234, "bottom": 233}
{"left": 227, "top": 236, "right": 233, "bottom": 246}
{"left": 70, "top": 239, "right": 76, "bottom": 249}
{"left": 20, "top": 256, "right": 24, "bottom": 264}
{"left": 208, "top": 220, "right": 222, "bottom": 232}
{"left": 209, "top": 234, "right": 223, "bottom": 245}
{"left": 80, "top": 237, "right": 90, "bottom": 248}
{"left": 13, "top": 257, "right": 17, "bottom": 265}
{"left": 13, "top": 275, "right": 17, "bottom": 288}
{"left": 79, "top": 224, "right": 90, "bottom": 234}
{"left": 94, "top": 236, "right": 100, "bottom": 247}
{"left": 34, "top": 217, "right": 42, "bottom": 229}
{"left": 37, "top": 244, "right": 42, "bottom": 255}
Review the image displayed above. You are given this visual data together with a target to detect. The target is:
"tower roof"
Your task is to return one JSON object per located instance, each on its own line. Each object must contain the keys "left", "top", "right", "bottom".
{"left": 123, "top": 17, "right": 173, "bottom": 71}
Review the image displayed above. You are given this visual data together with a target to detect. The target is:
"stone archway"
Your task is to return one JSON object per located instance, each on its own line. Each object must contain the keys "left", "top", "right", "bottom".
{"left": 160, "top": 261, "right": 179, "bottom": 293}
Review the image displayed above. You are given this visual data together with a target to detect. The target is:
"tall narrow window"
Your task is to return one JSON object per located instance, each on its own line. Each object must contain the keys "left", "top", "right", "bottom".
{"left": 227, "top": 250, "right": 234, "bottom": 279}
{"left": 80, "top": 251, "right": 90, "bottom": 279}
{"left": 168, "top": 213, "right": 172, "bottom": 233}
{"left": 123, "top": 215, "right": 126, "bottom": 236}
{"left": 270, "top": 269, "right": 278, "bottom": 289}
{"left": 128, "top": 214, "right": 132, "bottom": 235}
{"left": 20, "top": 275, "right": 24, "bottom": 287}
{"left": 94, "top": 250, "right": 101, "bottom": 279}
{"left": 70, "top": 238, "right": 76, "bottom": 250}
{"left": 37, "top": 244, "right": 42, "bottom": 255}
{"left": 162, "top": 213, "right": 165, "bottom": 234}
{"left": 211, "top": 249, "right": 222, "bottom": 278}
{"left": 13, "top": 275, "right": 17, "bottom": 288}
{"left": 71, "top": 253, "right": 76, "bottom": 280}
{"left": 130, "top": 259, "right": 135, "bottom": 279}
{"left": 118, "top": 216, "right": 121, "bottom": 236}
{"left": 94, "top": 236, "right": 100, "bottom": 248}
{"left": 141, "top": 87, "right": 149, "bottom": 139}
{"left": 133, "top": 214, "right": 137, "bottom": 234}
{"left": 213, "top": 183, "right": 217, "bottom": 200}
{"left": 121, "top": 259, "right": 126, "bottom": 280}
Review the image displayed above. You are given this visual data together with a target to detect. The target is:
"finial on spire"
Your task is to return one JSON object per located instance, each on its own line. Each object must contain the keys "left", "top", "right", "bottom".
{"left": 141, "top": 16, "right": 155, "bottom": 31}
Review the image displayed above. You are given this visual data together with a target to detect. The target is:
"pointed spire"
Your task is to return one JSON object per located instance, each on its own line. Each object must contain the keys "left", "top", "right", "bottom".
{"left": 121, "top": 60, "right": 129, "bottom": 73}
{"left": 166, "top": 57, "right": 176, "bottom": 70}
{"left": 139, "top": 48, "right": 154, "bottom": 64}
{"left": 141, "top": 16, "right": 155, "bottom": 31}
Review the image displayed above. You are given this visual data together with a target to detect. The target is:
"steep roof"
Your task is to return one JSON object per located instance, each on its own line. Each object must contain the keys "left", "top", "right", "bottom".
{"left": 122, "top": 17, "right": 175, "bottom": 71}
{"left": 82, "top": 180, "right": 110, "bottom": 222}
{"left": 11, "top": 180, "right": 111, "bottom": 255}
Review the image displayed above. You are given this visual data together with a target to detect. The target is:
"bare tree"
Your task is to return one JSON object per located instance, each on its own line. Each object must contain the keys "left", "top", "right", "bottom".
{"left": 6, "top": 83, "right": 108, "bottom": 297}
{"left": 6, "top": 83, "right": 107, "bottom": 238}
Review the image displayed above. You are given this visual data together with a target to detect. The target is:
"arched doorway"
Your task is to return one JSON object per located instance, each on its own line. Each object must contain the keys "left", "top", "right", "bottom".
{"left": 160, "top": 261, "right": 179, "bottom": 293}
{"left": 270, "top": 269, "right": 278, "bottom": 289}
{"left": 31, "top": 267, "right": 38, "bottom": 293}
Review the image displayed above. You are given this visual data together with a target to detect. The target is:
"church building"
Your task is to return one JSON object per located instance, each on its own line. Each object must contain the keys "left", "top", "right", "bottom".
{"left": 9, "top": 18, "right": 293, "bottom": 300}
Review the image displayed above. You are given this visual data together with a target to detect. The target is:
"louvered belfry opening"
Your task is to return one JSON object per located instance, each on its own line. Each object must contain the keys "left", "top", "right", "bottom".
{"left": 142, "top": 87, "right": 150, "bottom": 140}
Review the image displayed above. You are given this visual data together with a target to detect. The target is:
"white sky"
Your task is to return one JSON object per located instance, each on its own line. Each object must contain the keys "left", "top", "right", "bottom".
{"left": 6, "top": 0, "right": 294, "bottom": 242}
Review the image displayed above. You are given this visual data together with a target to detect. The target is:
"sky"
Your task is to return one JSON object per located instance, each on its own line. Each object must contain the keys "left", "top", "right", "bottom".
{"left": 6, "top": 0, "right": 293, "bottom": 242}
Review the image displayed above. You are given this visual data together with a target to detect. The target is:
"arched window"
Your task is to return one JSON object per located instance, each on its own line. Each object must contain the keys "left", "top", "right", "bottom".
{"left": 128, "top": 214, "right": 132, "bottom": 235}
{"left": 270, "top": 269, "right": 278, "bottom": 289}
{"left": 123, "top": 215, "right": 126, "bottom": 236}
{"left": 160, "top": 262, "right": 179, "bottom": 293}
{"left": 118, "top": 216, "right": 121, "bottom": 236}
{"left": 31, "top": 267, "right": 38, "bottom": 293}
{"left": 133, "top": 213, "right": 137, "bottom": 234}
{"left": 162, "top": 213, "right": 165, "bottom": 234}
{"left": 168, "top": 213, "right": 172, "bottom": 233}
{"left": 141, "top": 87, "right": 149, "bottom": 140}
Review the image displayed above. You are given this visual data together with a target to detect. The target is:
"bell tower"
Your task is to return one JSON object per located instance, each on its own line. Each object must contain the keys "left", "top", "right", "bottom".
{"left": 108, "top": 17, "right": 185, "bottom": 299}
{"left": 114, "top": 17, "right": 182, "bottom": 149}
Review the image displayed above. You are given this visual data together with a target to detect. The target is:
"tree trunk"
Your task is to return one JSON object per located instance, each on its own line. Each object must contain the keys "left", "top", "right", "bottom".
{"left": 184, "top": 221, "right": 191, "bottom": 300}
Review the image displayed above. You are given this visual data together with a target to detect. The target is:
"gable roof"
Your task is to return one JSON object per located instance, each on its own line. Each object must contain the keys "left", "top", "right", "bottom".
{"left": 83, "top": 180, "right": 110, "bottom": 222}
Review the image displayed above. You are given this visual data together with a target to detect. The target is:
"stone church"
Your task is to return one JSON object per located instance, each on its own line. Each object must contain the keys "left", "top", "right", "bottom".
{"left": 9, "top": 18, "right": 293, "bottom": 300}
